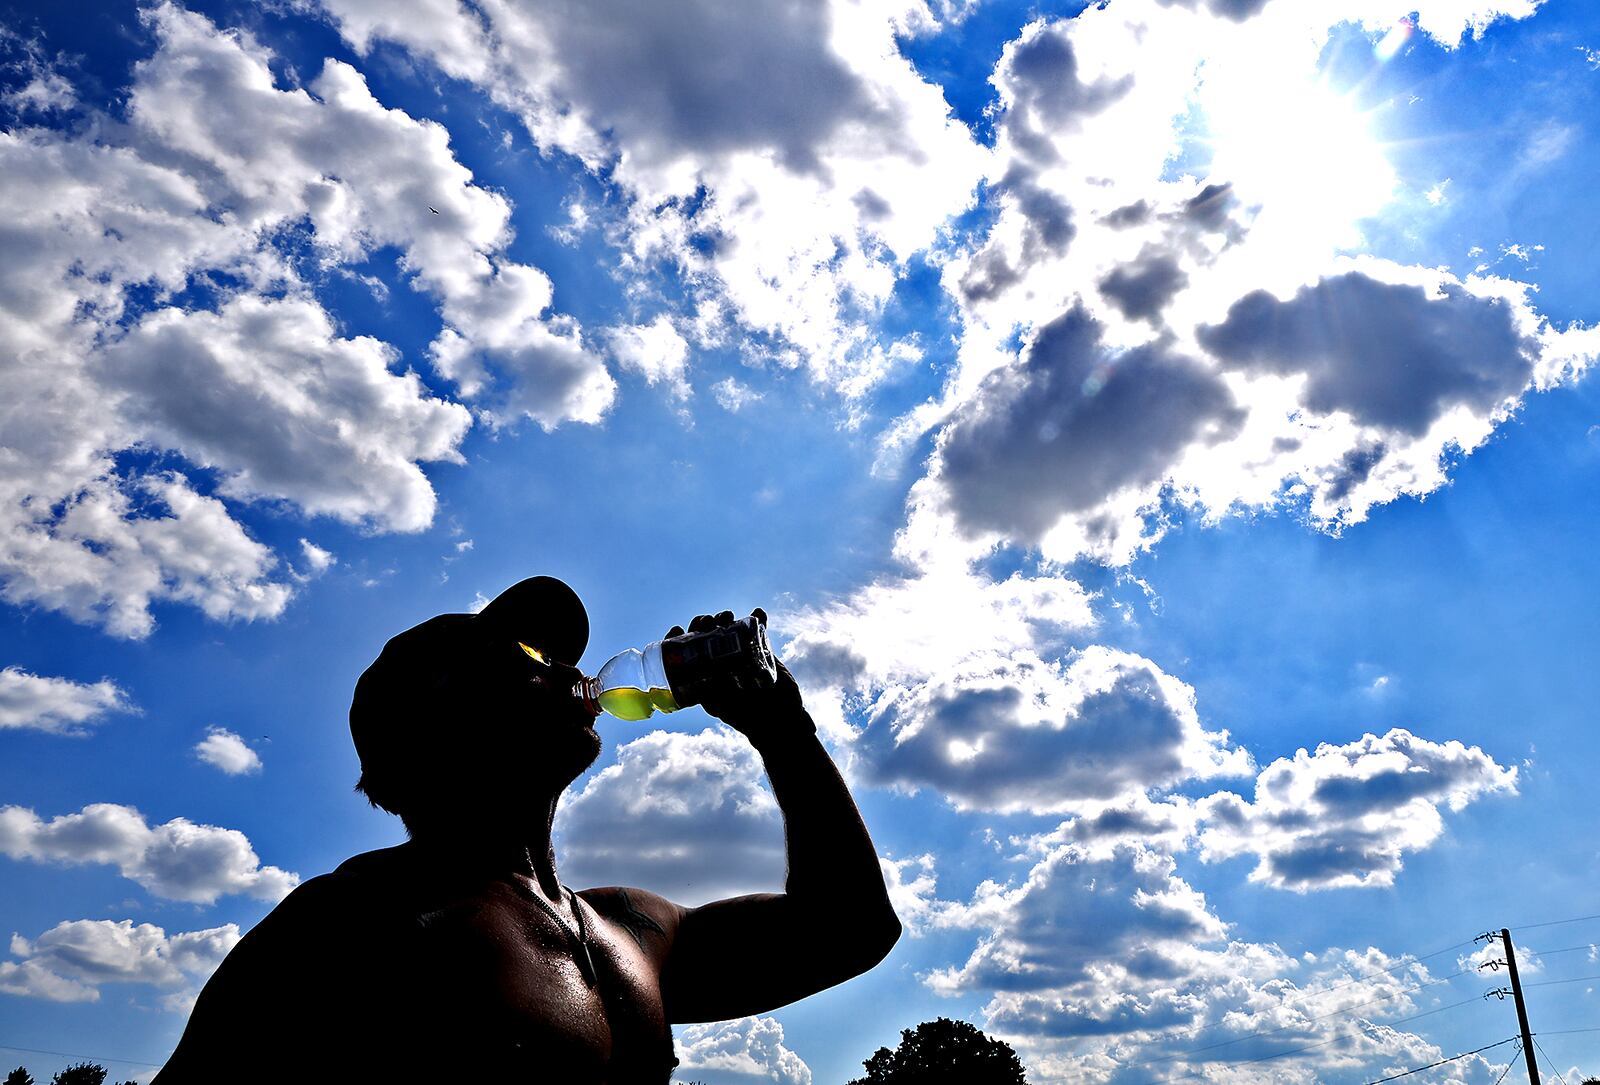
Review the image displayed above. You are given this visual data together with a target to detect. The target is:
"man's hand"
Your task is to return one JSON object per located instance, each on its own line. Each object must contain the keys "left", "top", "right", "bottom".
{"left": 664, "top": 609, "right": 811, "bottom": 749}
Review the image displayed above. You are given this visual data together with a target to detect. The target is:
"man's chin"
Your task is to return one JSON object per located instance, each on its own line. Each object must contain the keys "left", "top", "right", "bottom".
{"left": 551, "top": 726, "right": 603, "bottom": 787}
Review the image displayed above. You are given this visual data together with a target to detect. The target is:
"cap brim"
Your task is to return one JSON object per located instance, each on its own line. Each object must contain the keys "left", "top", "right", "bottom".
{"left": 472, "top": 575, "right": 589, "bottom": 666}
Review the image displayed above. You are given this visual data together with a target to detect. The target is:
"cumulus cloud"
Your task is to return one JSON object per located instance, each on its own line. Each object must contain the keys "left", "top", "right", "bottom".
{"left": 1197, "top": 729, "right": 1518, "bottom": 890}
{"left": 0, "top": 667, "right": 133, "bottom": 735}
{"left": 0, "top": 917, "right": 238, "bottom": 1006}
{"left": 312, "top": 0, "right": 987, "bottom": 397}
{"left": 100, "top": 295, "right": 469, "bottom": 532}
{"left": 935, "top": 304, "right": 1243, "bottom": 549}
{"left": 711, "top": 377, "right": 763, "bottom": 412}
{"left": 0, "top": 802, "right": 297, "bottom": 904}
{"left": 0, "top": 3, "right": 635, "bottom": 635}
{"left": 1198, "top": 272, "right": 1537, "bottom": 437}
{"left": 556, "top": 728, "right": 784, "bottom": 906}
{"left": 928, "top": 843, "right": 1227, "bottom": 998}
{"left": 193, "top": 726, "right": 263, "bottom": 776}
{"left": 854, "top": 646, "right": 1251, "bottom": 814}
{"left": 675, "top": 1015, "right": 812, "bottom": 1085}
{"left": 925, "top": 838, "right": 1482, "bottom": 1082}
{"left": 605, "top": 315, "right": 692, "bottom": 400}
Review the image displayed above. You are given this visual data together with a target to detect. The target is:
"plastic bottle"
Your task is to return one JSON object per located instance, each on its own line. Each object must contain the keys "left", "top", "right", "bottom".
{"left": 577, "top": 615, "right": 777, "bottom": 721}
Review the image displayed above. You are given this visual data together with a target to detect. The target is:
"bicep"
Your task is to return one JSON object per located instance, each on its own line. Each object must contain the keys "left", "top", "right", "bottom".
{"left": 660, "top": 893, "right": 876, "bottom": 1024}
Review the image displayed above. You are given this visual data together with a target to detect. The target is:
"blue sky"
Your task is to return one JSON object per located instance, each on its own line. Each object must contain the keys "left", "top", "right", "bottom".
{"left": 1, "top": 0, "right": 1598, "bottom": 1082}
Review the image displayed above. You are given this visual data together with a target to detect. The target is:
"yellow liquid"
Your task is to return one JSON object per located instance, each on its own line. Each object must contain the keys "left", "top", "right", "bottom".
{"left": 597, "top": 685, "right": 680, "bottom": 721}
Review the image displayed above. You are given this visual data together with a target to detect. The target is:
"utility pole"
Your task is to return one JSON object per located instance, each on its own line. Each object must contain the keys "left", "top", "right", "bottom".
{"left": 1501, "top": 927, "right": 1541, "bottom": 1085}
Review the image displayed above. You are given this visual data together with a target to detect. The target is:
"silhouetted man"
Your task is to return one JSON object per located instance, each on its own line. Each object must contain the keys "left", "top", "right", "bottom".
{"left": 155, "top": 577, "right": 900, "bottom": 1081}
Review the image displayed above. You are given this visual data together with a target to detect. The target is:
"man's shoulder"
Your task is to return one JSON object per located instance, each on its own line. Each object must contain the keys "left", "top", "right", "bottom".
{"left": 578, "top": 885, "right": 686, "bottom": 948}
{"left": 245, "top": 848, "right": 411, "bottom": 939}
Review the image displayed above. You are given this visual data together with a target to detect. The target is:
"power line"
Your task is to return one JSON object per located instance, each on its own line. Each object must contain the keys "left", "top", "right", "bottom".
{"left": 1511, "top": 913, "right": 1600, "bottom": 934}
{"left": 0, "top": 1042, "right": 163, "bottom": 1067}
{"left": 1529, "top": 1043, "right": 1568, "bottom": 1085}
{"left": 1532, "top": 1037, "right": 1569, "bottom": 1085}
{"left": 1524, "top": 974, "right": 1600, "bottom": 990}
{"left": 1539, "top": 1028, "right": 1600, "bottom": 1037}
{"left": 1489, "top": 1042, "right": 1524, "bottom": 1085}
{"left": 1362, "top": 1036, "right": 1521, "bottom": 1085}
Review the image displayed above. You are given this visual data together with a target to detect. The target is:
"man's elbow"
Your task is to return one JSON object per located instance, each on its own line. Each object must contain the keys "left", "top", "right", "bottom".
{"left": 844, "top": 908, "right": 902, "bottom": 975}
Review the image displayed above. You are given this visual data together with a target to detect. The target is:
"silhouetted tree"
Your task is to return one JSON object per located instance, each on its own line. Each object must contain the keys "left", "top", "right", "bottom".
{"left": 846, "top": 1017, "right": 1028, "bottom": 1085}
{"left": 48, "top": 1065, "right": 106, "bottom": 1085}
{"left": 5, "top": 1068, "right": 34, "bottom": 1085}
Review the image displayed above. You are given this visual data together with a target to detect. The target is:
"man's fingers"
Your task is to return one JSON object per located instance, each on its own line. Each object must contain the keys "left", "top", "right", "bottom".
{"left": 665, "top": 625, "right": 685, "bottom": 639}
{"left": 713, "top": 609, "right": 735, "bottom": 627}
{"left": 688, "top": 613, "right": 717, "bottom": 633}
{"left": 752, "top": 607, "right": 767, "bottom": 627}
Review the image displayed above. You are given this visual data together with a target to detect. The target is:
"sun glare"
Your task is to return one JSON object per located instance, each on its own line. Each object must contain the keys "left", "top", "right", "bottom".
{"left": 1199, "top": 62, "right": 1397, "bottom": 254}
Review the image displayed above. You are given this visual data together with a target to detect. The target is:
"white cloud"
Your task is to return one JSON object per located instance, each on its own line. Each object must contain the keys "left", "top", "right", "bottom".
{"left": 880, "top": 853, "right": 941, "bottom": 936}
{"left": 297, "top": 539, "right": 336, "bottom": 579}
{"left": 556, "top": 728, "right": 783, "bottom": 906}
{"left": 1196, "top": 729, "right": 1517, "bottom": 890}
{"left": 0, "top": 802, "right": 297, "bottom": 904}
{"left": 605, "top": 315, "right": 692, "bottom": 400}
{"left": 311, "top": 0, "right": 987, "bottom": 398}
{"left": 0, "top": 667, "right": 133, "bottom": 735}
{"left": 712, "top": 377, "right": 763, "bottom": 412}
{"left": 101, "top": 295, "right": 470, "bottom": 533}
{"left": 881, "top": 0, "right": 1568, "bottom": 569}
{"left": 674, "top": 1015, "right": 812, "bottom": 1085}
{"left": 0, "top": 2, "right": 640, "bottom": 635}
{"left": 0, "top": 918, "right": 238, "bottom": 1006}
{"left": 193, "top": 726, "right": 263, "bottom": 776}
{"left": 851, "top": 645, "right": 1251, "bottom": 814}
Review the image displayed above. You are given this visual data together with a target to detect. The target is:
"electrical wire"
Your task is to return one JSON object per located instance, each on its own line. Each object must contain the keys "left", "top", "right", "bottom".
{"left": 1487, "top": 1041, "right": 1523, "bottom": 1085}
{"left": 1533, "top": 1036, "right": 1569, "bottom": 1085}
{"left": 0, "top": 1042, "right": 162, "bottom": 1067}
{"left": 1360, "top": 1036, "right": 1521, "bottom": 1085}
{"left": 1510, "top": 913, "right": 1600, "bottom": 934}
{"left": 1523, "top": 974, "right": 1600, "bottom": 990}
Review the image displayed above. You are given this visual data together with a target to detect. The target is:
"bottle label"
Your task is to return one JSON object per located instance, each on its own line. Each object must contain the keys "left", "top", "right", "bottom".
{"left": 660, "top": 617, "right": 777, "bottom": 709}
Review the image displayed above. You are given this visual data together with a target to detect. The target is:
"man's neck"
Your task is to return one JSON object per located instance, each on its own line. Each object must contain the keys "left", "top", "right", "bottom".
{"left": 407, "top": 795, "right": 564, "bottom": 899}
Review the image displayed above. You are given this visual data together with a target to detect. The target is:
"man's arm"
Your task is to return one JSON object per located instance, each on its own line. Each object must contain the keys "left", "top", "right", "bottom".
{"left": 648, "top": 611, "right": 902, "bottom": 1023}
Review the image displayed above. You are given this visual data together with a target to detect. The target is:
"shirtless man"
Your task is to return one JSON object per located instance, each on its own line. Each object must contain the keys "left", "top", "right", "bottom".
{"left": 154, "top": 576, "right": 900, "bottom": 1082}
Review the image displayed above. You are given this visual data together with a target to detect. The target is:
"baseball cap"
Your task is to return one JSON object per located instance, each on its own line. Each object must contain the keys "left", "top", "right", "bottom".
{"left": 348, "top": 576, "right": 589, "bottom": 771}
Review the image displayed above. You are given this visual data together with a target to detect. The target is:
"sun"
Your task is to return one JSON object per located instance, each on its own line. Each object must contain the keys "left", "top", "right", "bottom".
{"left": 1196, "top": 50, "right": 1399, "bottom": 256}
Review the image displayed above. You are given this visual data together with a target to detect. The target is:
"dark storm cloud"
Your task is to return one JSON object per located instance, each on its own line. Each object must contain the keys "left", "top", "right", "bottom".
{"left": 938, "top": 305, "right": 1243, "bottom": 542}
{"left": 1199, "top": 272, "right": 1537, "bottom": 436}
{"left": 1098, "top": 246, "right": 1189, "bottom": 323}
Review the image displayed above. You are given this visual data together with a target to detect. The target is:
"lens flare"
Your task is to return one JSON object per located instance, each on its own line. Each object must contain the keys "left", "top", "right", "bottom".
{"left": 1374, "top": 18, "right": 1413, "bottom": 63}
{"left": 518, "top": 642, "right": 548, "bottom": 664}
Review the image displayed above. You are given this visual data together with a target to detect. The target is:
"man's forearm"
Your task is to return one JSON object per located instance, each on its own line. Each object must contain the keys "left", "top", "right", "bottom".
{"left": 754, "top": 713, "right": 900, "bottom": 945}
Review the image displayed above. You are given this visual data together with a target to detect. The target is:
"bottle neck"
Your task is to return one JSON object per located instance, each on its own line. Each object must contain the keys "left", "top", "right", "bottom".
{"left": 575, "top": 675, "right": 602, "bottom": 717}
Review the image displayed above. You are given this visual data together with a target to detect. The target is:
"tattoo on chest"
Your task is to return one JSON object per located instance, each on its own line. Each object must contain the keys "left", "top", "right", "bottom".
{"left": 612, "top": 888, "right": 666, "bottom": 950}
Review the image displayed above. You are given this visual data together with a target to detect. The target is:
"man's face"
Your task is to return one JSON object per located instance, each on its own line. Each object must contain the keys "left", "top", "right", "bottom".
{"left": 468, "top": 648, "right": 602, "bottom": 794}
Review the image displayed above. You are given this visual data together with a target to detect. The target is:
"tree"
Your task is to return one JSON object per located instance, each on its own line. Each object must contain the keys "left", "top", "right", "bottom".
{"left": 5, "top": 1068, "right": 34, "bottom": 1085}
{"left": 48, "top": 1066, "right": 106, "bottom": 1085}
{"left": 846, "top": 1017, "right": 1028, "bottom": 1085}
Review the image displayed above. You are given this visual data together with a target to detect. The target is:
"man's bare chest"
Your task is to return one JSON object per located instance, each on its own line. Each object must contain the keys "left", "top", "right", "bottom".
{"left": 413, "top": 887, "right": 674, "bottom": 1079}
